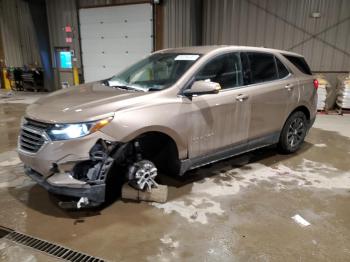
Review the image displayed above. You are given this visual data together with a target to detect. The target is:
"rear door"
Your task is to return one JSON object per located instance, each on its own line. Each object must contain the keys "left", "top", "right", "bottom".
{"left": 282, "top": 54, "right": 317, "bottom": 120}
{"left": 188, "top": 52, "right": 250, "bottom": 158}
{"left": 240, "top": 52, "right": 299, "bottom": 144}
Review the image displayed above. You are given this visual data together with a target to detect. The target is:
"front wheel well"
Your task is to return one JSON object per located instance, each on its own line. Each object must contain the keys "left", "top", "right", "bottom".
{"left": 133, "top": 132, "right": 180, "bottom": 176}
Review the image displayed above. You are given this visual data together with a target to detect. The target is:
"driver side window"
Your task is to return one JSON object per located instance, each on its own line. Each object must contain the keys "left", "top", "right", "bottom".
{"left": 195, "top": 53, "right": 243, "bottom": 89}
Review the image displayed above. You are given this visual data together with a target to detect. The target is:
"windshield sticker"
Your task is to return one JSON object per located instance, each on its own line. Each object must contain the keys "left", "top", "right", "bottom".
{"left": 174, "top": 55, "right": 199, "bottom": 61}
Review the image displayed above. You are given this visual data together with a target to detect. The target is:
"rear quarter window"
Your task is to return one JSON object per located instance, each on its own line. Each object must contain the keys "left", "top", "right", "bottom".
{"left": 283, "top": 55, "right": 312, "bottom": 75}
{"left": 275, "top": 57, "right": 290, "bottom": 79}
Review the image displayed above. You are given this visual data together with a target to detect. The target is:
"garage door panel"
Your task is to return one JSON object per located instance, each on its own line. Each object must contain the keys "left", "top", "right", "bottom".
{"left": 79, "top": 5, "right": 151, "bottom": 24}
{"left": 81, "top": 39, "right": 152, "bottom": 54}
{"left": 83, "top": 67, "right": 122, "bottom": 82}
{"left": 80, "top": 4, "right": 153, "bottom": 82}
{"left": 82, "top": 53, "right": 146, "bottom": 67}
{"left": 83, "top": 60, "right": 141, "bottom": 82}
{"left": 80, "top": 23, "right": 152, "bottom": 39}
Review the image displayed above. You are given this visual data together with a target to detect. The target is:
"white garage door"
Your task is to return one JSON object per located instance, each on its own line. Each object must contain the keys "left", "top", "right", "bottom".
{"left": 79, "top": 4, "right": 153, "bottom": 82}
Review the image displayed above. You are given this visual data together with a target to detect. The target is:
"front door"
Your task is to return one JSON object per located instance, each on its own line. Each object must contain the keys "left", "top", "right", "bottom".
{"left": 188, "top": 52, "right": 250, "bottom": 158}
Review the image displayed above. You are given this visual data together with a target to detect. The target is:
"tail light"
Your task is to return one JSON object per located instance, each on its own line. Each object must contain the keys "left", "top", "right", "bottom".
{"left": 313, "top": 79, "right": 319, "bottom": 90}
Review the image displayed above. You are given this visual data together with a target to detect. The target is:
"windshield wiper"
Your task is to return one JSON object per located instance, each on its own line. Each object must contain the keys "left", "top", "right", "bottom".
{"left": 117, "top": 85, "right": 149, "bottom": 92}
{"left": 110, "top": 85, "right": 147, "bottom": 92}
{"left": 105, "top": 79, "right": 149, "bottom": 92}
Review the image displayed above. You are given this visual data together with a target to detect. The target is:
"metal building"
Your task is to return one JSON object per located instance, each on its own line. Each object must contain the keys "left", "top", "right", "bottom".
{"left": 0, "top": 0, "right": 349, "bottom": 90}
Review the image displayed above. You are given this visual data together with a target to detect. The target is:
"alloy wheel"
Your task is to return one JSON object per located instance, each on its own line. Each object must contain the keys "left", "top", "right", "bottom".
{"left": 287, "top": 117, "right": 305, "bottom": 148}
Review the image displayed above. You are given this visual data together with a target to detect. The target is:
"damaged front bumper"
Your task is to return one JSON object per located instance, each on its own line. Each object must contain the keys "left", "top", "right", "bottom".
{"left": 24, "top": 166, "right": 106, "bottom": 203}
{"left": 18, "top": 129, "right": 123, "bottom": 205}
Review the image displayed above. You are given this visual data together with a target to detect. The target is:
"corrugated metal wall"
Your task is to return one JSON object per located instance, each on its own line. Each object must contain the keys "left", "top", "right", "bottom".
{"left": 0, "top": 0, "right": 41, "bottom": 67}
{"left": 202, "top": 0, "right": 350, "bottom": 72}
{"left": 163, "top": 0, "right": 202, "bottom": 48}
{"left": 2, "top": 0, "right": 348, "bottom": 75}
{"left": 46, "top": 0, "right": 81, "bottom": 68}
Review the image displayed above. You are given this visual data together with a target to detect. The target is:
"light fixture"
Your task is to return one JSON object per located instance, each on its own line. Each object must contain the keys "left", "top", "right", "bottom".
{"left": 310, "top": 12, "right": 321, "bottom": 18}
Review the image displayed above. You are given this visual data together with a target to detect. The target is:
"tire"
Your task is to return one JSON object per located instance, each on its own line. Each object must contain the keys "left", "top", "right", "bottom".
{"left": 278, "top": 111, "right": 308, "bottom": 154}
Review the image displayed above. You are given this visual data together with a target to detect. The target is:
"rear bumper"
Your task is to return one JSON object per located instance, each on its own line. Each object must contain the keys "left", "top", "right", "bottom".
{"left": 24, "top": 166, "right": 106, "bottom": 203}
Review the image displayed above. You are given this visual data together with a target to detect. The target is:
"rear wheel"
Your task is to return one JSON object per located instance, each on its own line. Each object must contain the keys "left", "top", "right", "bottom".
{"left": 278, "top": 111, "right": 307, "bottom": 154}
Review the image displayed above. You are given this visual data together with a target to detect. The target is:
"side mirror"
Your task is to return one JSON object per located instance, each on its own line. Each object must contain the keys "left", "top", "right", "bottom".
{"left": 183, "top": 80, "right": 221, "bottom": 96}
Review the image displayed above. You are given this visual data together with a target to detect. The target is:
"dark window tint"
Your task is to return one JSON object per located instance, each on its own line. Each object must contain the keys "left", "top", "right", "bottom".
{"left": 275, "top": 57, "right": 289, "bottom": 78}
{"left": 247, "top": 52, "right": 278, "bottom": 84}
{"left": 283, "top": 55, "right": 312, "bottom": 75}
{"left": 240, "top": 52, "right": 252, "bottom": 85}
{"left": 196, "top": 53, "right": 242, "bottom": 89}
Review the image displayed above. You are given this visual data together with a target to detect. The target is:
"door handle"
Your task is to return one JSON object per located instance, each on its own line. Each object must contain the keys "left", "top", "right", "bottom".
{"left": 236, "top": 94, "right": 249, "bottom": 102}
{"left": 285, "top": 83, "right": 294, "bottom": 90}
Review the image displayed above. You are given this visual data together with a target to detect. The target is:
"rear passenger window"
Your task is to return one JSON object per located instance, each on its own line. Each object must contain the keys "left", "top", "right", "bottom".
{"left": 196, "top": 53, "right": 243, "bottom": 89}
{"left": 275, "top": 57, "right": 289, "bottom": 79}
{"left": 247, "top": 52, "right": 278, "bottom": 84}
{"left": 283, "top": 55, "right": 312, "bottom": 75}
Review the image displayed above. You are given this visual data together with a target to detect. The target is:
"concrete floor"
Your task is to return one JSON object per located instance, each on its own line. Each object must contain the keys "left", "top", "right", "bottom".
{"left": 0, "top": 94, "right": 350, "bottom": 261}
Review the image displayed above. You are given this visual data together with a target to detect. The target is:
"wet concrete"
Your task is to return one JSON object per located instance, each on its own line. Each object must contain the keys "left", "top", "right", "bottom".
{"left": 0, "top": 101, "right": 349, "bottom": 261}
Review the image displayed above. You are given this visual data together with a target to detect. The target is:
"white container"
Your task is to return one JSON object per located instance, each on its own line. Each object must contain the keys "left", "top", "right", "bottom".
{"left": 317, "top": 84, "right": 327, "bottom": 110}
{"left": 336, "top": 76, "right": 350, "bottom": 109}
{"left": 315, "top": 76, "right": 331, "bottom": 111}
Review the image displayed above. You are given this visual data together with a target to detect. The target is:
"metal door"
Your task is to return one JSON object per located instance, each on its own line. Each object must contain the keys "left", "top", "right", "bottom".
{"left": 79, "top": 4, "right": 153, "bottom": 83}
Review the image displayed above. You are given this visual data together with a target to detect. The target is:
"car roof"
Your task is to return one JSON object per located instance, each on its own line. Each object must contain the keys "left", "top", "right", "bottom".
{"left": 158, "top": 45, "right": 303, "bottom": 57}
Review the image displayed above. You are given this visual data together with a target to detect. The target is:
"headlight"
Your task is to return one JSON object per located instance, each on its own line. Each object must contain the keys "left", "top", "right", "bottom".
{"left": 47, "top": 117, "right": 113, "bottom": 141}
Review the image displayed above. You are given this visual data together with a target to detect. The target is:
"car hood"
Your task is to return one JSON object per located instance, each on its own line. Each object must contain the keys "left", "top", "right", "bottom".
{"left": 26, "top": 82, "right": 150, "bottom": 123}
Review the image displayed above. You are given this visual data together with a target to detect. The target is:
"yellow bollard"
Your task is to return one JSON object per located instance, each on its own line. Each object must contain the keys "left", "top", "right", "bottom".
{"left": 73, "top": 66, "right": 79, "bottom": 86}
{"left": 2, "top": 68, "right": 11, "bottom": 90}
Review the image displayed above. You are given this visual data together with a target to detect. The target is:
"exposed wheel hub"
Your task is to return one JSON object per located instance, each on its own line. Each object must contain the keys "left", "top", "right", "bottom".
{"left": 128, "top": 160, "right": 158, "bottom": 191}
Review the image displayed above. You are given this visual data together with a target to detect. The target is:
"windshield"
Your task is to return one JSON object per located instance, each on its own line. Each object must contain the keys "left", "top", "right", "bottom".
{"left": 107, "top": 53, "right": 201, "bottom": 91}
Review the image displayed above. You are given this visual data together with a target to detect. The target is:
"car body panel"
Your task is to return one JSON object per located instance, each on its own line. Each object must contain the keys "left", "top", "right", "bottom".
{"left": 244, "top": 75, "right": 300, "bottom": 140}
{"left": 26, "top": 82, "right": 151, "bottom": 123}
{"left": 188, "top": 88, "right": 250, "bottom": 158}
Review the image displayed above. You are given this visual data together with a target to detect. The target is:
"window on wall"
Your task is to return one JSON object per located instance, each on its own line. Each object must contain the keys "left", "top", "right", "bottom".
{"left": 195, "top": 53, "right": 243, "bottom": 89}
{"left": 59, "top": 51, "right": 72, "bottom": 69}
{"left": 247, "top": 52, "right": 278, "bottom": 84}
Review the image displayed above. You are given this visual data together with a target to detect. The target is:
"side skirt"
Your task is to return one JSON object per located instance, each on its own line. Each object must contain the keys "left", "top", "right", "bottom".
{"left": 179, "top": 132, "right": 280, "bottom": 176}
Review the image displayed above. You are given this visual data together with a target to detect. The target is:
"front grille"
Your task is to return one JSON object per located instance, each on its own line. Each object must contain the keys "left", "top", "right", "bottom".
{"left": 19, "top": 118, "right": 52, "bottom": 153}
